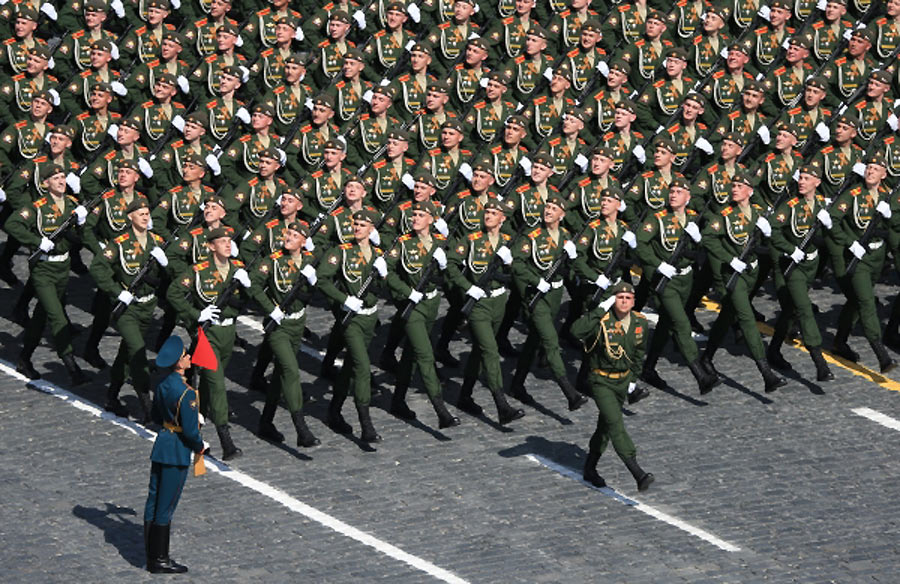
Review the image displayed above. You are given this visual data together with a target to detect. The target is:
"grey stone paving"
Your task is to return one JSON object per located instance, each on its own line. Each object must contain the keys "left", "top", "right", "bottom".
{"left": 1, "top": 242, "right": 900, "bottom": 582}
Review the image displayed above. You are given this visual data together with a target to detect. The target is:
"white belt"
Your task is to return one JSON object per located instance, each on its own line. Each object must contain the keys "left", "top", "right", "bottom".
{"left": 677, "top": 266, "right": 692, "bottom": 276}
{"left": 214, "top": 318, "right": 235, "bottom": 326}
{"left": 489, "top": 286, "right": 508, "bottom": 297}
{"left": 134, "top": 294, "right": 155, "bottom": 303}
{"left": 550, "top": 280, "right": 564, "bottom": 289}
{"left": 285, "top": 308, "right": 306, "bottom": 320}
{"left": 425, "top": 289, "right": 440, "bottom": 300}
{"left": 868, "top": 240, "right": 883, "bottom": 251}
{"left": 40, "top": 252, "right": 69, "bottom": 262}
{"left": 805, "top": 250, "right": 818, "bottom": 261}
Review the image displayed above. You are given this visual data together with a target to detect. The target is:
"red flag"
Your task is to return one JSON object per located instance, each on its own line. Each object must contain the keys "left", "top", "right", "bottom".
{"left": 192, "top": 327, "right": 219, "bottom": 370}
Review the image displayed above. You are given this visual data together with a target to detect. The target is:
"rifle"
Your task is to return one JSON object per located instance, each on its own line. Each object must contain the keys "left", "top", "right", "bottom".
{"left": 845, "top": 182, "right": 899, "bottom": 276}
{"left": 27, "top": 192, "right": 103, "bottom": 268}
{"left": 338, "top": 233, "right": 403, "bottom": 326}
{"left": 724, "top": 190, "right": 791, "bottom": 292}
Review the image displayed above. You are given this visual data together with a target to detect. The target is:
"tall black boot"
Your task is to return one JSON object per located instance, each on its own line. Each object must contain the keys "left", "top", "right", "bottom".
{"left": 622, "top": 456, "right": 654, "bottom": 491}
{"left": 832, "top": 324, "right": 859, "bottom": 362}
{"left": 104, "top": 380, "right": 127, "bottom": 416}
{"left": 688, "top": 359, "right": 719, "bottom": 395}
{"left": 378, "top": 317, "right": 405, "bottom": 373}
{"left": 575, "top": 358, "right": 591, "bottom": 395}
{"left": 490, "top": 388, "right": 524, "bottom": 424}
{"left": 390, "top": 382, "right": 417, "bottom": 420}
{"left": 558, "top": 377, "right": 588, "bottom": 411}
{"left": 456, "top": 375, "right": 483, "bottom": 415}
{"left": 808, "top": 346, "right": 834, "bottom": 381}
{"left": 327, "top": 396, "right": 352, "bottom": 434}
{"left": 582, "top": 451, "right": 605, "bottom": 488}
{"left": 62, "top": 354, "right": 89, "bottom": 386}
{"left": 249, "top": 344, "right": 272, "bottom": 393}
{"left": 257, "top": 402, "right": 284, "bottom": 443}
{"left": 755, "top": 358, "right": 787, "bottom": 393}
{"left": 428, "top": 394, "right": 460, "bottom": 428}
{"left": 320, "top": 332, "right": 342, "bottom": 379}
{"left": 143, "top": 520, "right": 151, "bottom": 569}
{"left": 290, "top": 410, "right": 320, "bottom": 447}
{"left": 136, "top": 390, "right": 153, "bottom": 425}
{"left": 507, "top": 361, "right": 534, "bottom": 404}
{"left": 884, "top": 302, "right": 900, "bottom": 352}
{"left": 356, "top": 403, "right": 381, "bottom": 443}
{"left": 870, "top": 339, "right": 897, "bottom": 373}
{"left": 11, "top": 280, "right": 34, "bottom": 326}
{"left": 15, "top": 338, "right": 40, "bottom": 379}
{"left": 640, "top": 348, "right": 667, "bottom": 389}
{"left": 215, "top": 425, "right": 242, "bottom": 460}
{"left": 699, "top": 348, "right": 723, "bottom": 380}
{"left": 147, "top": 523, "right": 187, "bottom": 574}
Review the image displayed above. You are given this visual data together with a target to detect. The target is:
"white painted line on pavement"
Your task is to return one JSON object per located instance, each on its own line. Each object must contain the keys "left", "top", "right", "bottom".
{"left": 852, "top": 407, "right": 900, "bottom": 432}
{"left": 525, "top": 454, "right": 741, "bottom": 553}
{"left": 0, "top": 360, "right": 468, "bottom": 584}
{"left": 236, "top": 315, "right": 341, "bottom": 365}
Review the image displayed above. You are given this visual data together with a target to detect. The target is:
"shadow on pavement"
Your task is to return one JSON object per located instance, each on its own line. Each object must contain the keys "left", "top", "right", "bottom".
{"left": 72, "top": 503, "right": 143, "bottom": 569}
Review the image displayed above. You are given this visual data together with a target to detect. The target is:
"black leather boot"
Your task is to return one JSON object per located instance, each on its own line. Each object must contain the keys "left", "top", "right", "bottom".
{"left": 456, "top": 376, "right": 483, "bottom": 416}
{"left": 871, "top": 340, "right": 897, "bottom": 373}
{"left": 290, "top": 410, "right": 320, "bottom": 447}
{"left": 356, "top": 404, "right": 381, "bottom": 443}
{"left": 508, "top": 363, "right": 535, "bottom": 405}
{"left": 627, "top": 384, "right": 650, "bottom": 405}
{"left": 327, "top": 397, "right": 352, "bottom": 434}
{"left": 699, "top": 347, "right": 723, "bottom": 380}
{"left": 82, "top": 344, "right": 108, "bottom": 370}
{"left": 755, "top": 359, "right": 787, "bottom": 393}
{"left": 215, "top": 425, "right": 242, "bottom": 460}
{"left": 103, "top": 380, "right": 128, "bottom": 416}
{"left": 147, "top": 523, "right": 187, "bottom": 574}
{"left": 428, "top": 394, "right": 460, "bottom": 429}
{"left": 136, "top": 391, "right": 153, "bottom": 425}
{"left": 832, "top": 326, "right": 859, "bottom": 362}
{"left": 622, "top": 456, "right": 654, "bottom": 491}
{"left": 582, "top": 451, "right": 605, "bottom": 488}
{"left": 808, "top": 346, "right": 834, "bottom": 381}
{"left": 558, "top": 377, "right": 588, "bottom": 411}
{"left": 257, "top": 402, "right": 284, "bottom": 443}
{"left": 143, "top": 520, "right": 151, "bottom": 569}
{"left": 62, "top": 354, "right": 89, "bottom": 386}
{"left": 640, "top": 349, "right": 666, "bottom": 389}
{"left": 491, "top": 389, "right": 524, "bottom": 424}
{"left": 688, "top": 359, "right": 719, "bottom": 395}
{"left": 389, "top": 384, "right": 417, "bottom": 420}
{"left": 15, "top": 356, "right": 40, "bottom": 379}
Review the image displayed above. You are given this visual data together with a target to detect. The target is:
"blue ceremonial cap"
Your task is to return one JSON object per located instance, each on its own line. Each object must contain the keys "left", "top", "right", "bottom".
{"left": 156, "top": 336, "right": 185, "bottom": 368}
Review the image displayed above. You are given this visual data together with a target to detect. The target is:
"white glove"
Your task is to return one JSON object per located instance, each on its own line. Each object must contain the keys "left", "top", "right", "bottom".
{"left": 622, "top": 230, "right": 637, "bottom": 249}
{"left": 0, "top": 188, "right": 5, "bottom": 203}
{"left": 816, "top": 209, "right": 832, "bottom": 229}
{"left": 756, "top": 216, "right": 772, "bottom": 237}
{"left": 172, "top": 115, "right": 185, "bottom": 133}
{"left": 117, "top": 290, "right": 133, "bottom": 305}
{"left": 151, "top": 247, "right": 169, "bottom": 267}
{"left": 408, "top": 289, "right": 424, "bottom": 303}
{"left": 39, "top": 237, "right": 55, "bottom": 252}
{"left": 657, "top": 261, "right": 676, "bottom": 279}
{"left": 199, "top": 305, "right": 221, "bottom": 323}
{"left": 563, "top": 240, "right": 577, "bottom": 259}
{"left": 435, "top": 218, "right": 449, "bottom": 237}
{"left": 401, "top": 172, "right": 415, "bottom": 190}
{"left": 842, "top": 28, "right": 853, "bottom": 41}
{"left": 696, "top": 136, "right": 713, "bottom": 155}
{"left": 853, "top": 162, "right": 867, "bottom": 176}
{"left": 536, "top": 278, "right": 551, "bottom": 293}
{"left": 459, "top": 162, "right": 473, "bottom": 181}
{"left": 201, "top": 439, "right": 210, "bottom": 450}
{"left": 575, "top": 153, "right": 588, "bottom": 172}
{"left": 720, "top": 47, "right": 729, "bottom": 58}
{"left": 815, "top": 122, "right": 830, "bottom": 142}
{"left": 782, "top": 38, "right": 791, "bottom": 50}
{"left": 230, "top": 241, "right": 238, "bottom": 257}
{"left": 596, "top": 61, "right": 610, "bottom": 77}
{"left": 233, "top": 268, "right": 251, "bottom": 288}
{"left": 110, "top": 81, "right": 127, "bottom": 96}
{"left": 300, "top": 263, "right": 317, "bottom": 285}
{"left": 147, "top": 217, "right": 154, "bottom": 231}
{"left": 362, "top": 89, "right": 373, "bottom": 103}
{"left": 70, "top": 204, "right": 87, "bottom": 226}
{"left": 66, "top": 173, "right": 82, "bottom": 194}
{"left": 595, "top": 274, "right": 611, "bottom": 289}
{"left": 817, "top": 0, "right": 827, "bottom": 9}
{"left": 236, "top": 107, "right": 251, "bottom": 124}
{"left": 618, "top": 200, "right": 627, "bottom": 213}
{"left": 369, "top": 230, "right": 381, "bottom": 245}
{"left": 497, "top": 245, "right": 513, "bottom": 265}
{"left": 877, "top": 200, "right": 892, "bottom": 219}
{"left": 790, "top": 246, "right": 805, "bottom": 263}
{"left": 519, "top": 156, "right": 532, "bottom": 176}
{"left": 633, "top": 144, "right": 646, "bottom": 164}
{"left": 849, "top": 240, "right": 866, "bottom": 259}
{"left": 269, "top": 306, "right": 284, "bottom": 324}
{"left": 177, "top": 75, "right": 190, "bottom": 94}
{"left": 407, "top": 3, "right": 421, "bottom": 22}
{"left": 170, "top": 0, "right": 180, "bottom": 8}
{"left": 433, "top": 247, "right": 447, "bottom": 269}
{"left": 543, "top": 67, "right": 554, "bottom": 81}
{"left": 466, "top": 285, "right": 486, "bottom": 300}
{"left": 684, "top": 222, "right": 701, "bottom": 242}
{"left": 729, "top": 257, "right": 747, "bottom": 273}
{"left": 889, "top": 113, "right": 899, "bottom": 132}
{"left": 479, "top": 76, "right": 489, "bottom": 89}
{"left": 352, "top": 9, "right": 366, "bottom": 29}
{"left": 48, "top": 88, "right": 60, "bottom": 106}
{"left": 373, "top": 256, "right": 388, "bottom": 277}
{"left": 111, "top": 0, "right": 125, "bottom": 18}
{"left": 599, "top": 295, "right": 616, "bottom": 312}
{"left": 305, "top": 97, "right": 314, "bottom": 111}
{"left": 343, "top": 295, "right": 363, "bottom": 312}
{"left": 40, "top": 3, "right": 57, "bottom": 20}
{"left": 758, "top": 125, "right": 771, "bottom": 145}
{"left": 238, "top": 66, "right": 250, "bottom": 83}
{"left": 655, "top": 125, "right": 665, "bottom": 135}
{"left": 627, "top": 382, "right": 637, "bottom": 394}
{"left": 294, "top": 27, "right": 304, "bottom": 41}
{"left": 205, "top": 154, "right": 221, "bottom": 175}
{"left": 235, "top": 35, "right": 244, "bottom": 48}
{"left": 138, "top": 158, "right": 153, "bottom": 178}
{"left": 304, "top": 238, "right": 315, "bottom": 252}
{"left": 275, "top": 147, "right": 287, "bottom": 166}
{"left": 107, "top": 124, "right": 119, "bottom": 140}
{"left": 758, "top": 5, "right": 771, "bottom": 21}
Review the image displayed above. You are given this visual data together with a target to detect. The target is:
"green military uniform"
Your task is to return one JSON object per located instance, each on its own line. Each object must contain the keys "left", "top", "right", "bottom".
{"left": 362, "top": 154, "right": 417, "bottom": 213}
{"left": 202, "top": 94, "right": 245, "bottom": 143}
{"left": 328, "top": 75, "right": 373, "bottom": 130}
{"left": 284, "top": 98, "right": 341, "bottom": 175}
{"left": 298, "top": 166, "right": 355, "bottom": 223}
{"left": 226, "top": 174, "right": 289, "bottom": 233}
{"left": 0, "top": 118, "right": 50, "bottom": 172}
{"left": 813, "top": 141, "right": 866, "bottom": 199}
{"left": 363, "top": 25, "right": 415, "bottom": 81}
{"left": 151, "top": 184, "right": 210, "bottom": 242}
{"left": 756, "top": 147, "right": 804, "bottom": 207}
{"left": 121, "top": 21, "right": 177, "bottom": 66}
{"left": 183, "top": 14, "right": 241, "bottom": 66}
{"left": 0, "top": 72, "right": 58, "bottom": 127}
{"left": 219, "top": 131, "right": 281, "bottom": 188}
{"left": 442, "top": 188, "right": 498, "bottom": 236}
{"left": 506, "top": 49, "right": 555, "bottom": 105}
{"left": 345, "top": 110, "right": 402, "bottom": 169}
{"left": 563, "top": 171, "right": 620, "bottom": 234}
{"left": 524, "top": 89, "right": 573, "bottom": 150}
{"left": 762, "top": 60, "right": 815, "bottom": 120}
{"left": 427, "top": 17, "right": 479, "bottom": 76}
{"left": 486, "top": 139, "right": 529, "bottom": 190}
{"left": 464, "top": 95, "right": 518, "bottom": 148}
{"left": 265, "top": 79, "right": 315, "bottom": 137}
{"left": 625, "top": 168, "right": 682, "bottom": 225}
{"left": 810, "top": 16, "right": 854, "bottom": 64}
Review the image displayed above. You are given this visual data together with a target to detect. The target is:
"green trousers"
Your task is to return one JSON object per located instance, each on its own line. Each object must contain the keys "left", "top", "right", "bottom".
{"left": 648, "top": 272, "right": 699, "bottom": 363}
{"left": 24, "top": 260, "right": 74, "bottom": 358}
{"left": 333, "top": 311, "right": 378, "bottom": 407}
{"left": 196, "top": 324, "right": 235, "bottom": 426}
{"left": 588, "top": 373, "right": 636, "bottom": 459}
{"left": 772, "top": 254, "right": 823, "bottom": 349}
{"left": 110, "top": 299, "right": 156, "bottom": 391}
{"left": 516, "top": 286, "right": 567, "bottom": 380}
{"left": 836, "top": 245, "right": 886, "bottom": 343}
{"left": 462, "top": 292, "right": 507, "bottom": 394}
{"left": 265, "top": 316, "right": 307, "bottom": 413}
{"left": 396, "top": 295, "right": 441, "bottom": 397}
{"left": 707, "top": 264, "right": 765, "bottom": 360}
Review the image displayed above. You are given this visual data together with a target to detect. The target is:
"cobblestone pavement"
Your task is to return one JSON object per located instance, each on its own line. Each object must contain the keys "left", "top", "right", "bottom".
{"left": 1, "top": 246, "right": 900, "bottom": 583}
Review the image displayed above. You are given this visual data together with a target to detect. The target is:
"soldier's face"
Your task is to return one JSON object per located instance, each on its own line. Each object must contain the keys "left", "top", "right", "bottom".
{"left": 411, "top": 209, "right": 433, "bottom": 231}
{"left": 153, "top": 81, "right": 176, "bottom": 100}
{"left": 49, "top": 133, "right": 71, "bottom": 155}
{"left": 208, "top": 236, "right": 232, "bottom": 258}
{"left": 425, "top": 90, "right": 448, "bottom": 110}
{"left": 682, "top": 99, "right": 703, "bottom": 120}
{"left": 89, "top": 88, "right": 113, "bottom": 109}
{"left": 453, "top": 1, "right": 474, "bottom": 20}
{"left": 866, "top": 78, "right": 889, "bottom": 98}
{"left": 644, "top": 18, "right": 665, "bottom": 39}
{"left": 731, "top": 182, "right": 751, "bottom": 205}
{"left": 797, "top": 173, "right": 820, "bottom": 194}
{"left": 562, "top": 114, "right": 583, "bottom": 134}
{"left": 607, "top": 69, "right": 627, "bottom": 88}
{"left": 775, "top": 130, "right": 796, "bottom": 150}
{"left": 410, "top": 50, "right": 431, "bottom": 71}
{"left": 465, "top": 45, "right": 488, "bottom": 66}
{"left": 370, "top": 93, "right": 392, "bottom": 115}
{"left": 85, "top": 9, "right": 107, "bottom": 28}
{"left": 284, "top": 62, "right": 304, "bottom": 83}
{"left": 550, "top": 74, "right": 571, "bottom": 93}
{"left": 219, "top": 73, "right": 240, "bottom": 93}
{"left": 515, "top": 0, "right": 534, "bottom": 14}
{"left": 741, "top": 89, "right": 763, "bottom": 109}
{"left": 665, "top": 57, "right": 686, "bottom": 78}
{"left": 834, "top": 121, "right": 855, "bottom": 142}
{"left": 824, "top": 2, "right": 846, "bottom": 20}
{"left": 786, "top": 44, "right": 808, "bottom": 64}
{"left": 130, "top": 207, "right": 151, "bottom": 230}
{"left": 613, "top": 108, "right": 635, "bottom": 128}
{"left": 721, "top": 140, "right": 741, "bottom": 160}
{"left": 803, "top": 85, "right": 826, "bottom": 107}
{"left": 26, "top": 53, "right": 46, "bottom": 74}
{"left": 580, "top": 30, "right": 600, "bottom": 49}
{"left": 613, "top": 292, "right": 635, "bottom": 316}
{"left": 525, "top": 34, "right": 546, "bottom": 55}
{"left": 386, "top": 9, "right": 407, "bottom": 29}
{"left": 148, "top": 7, "right": 169, "bottom": 24}
{"left": 118, "top": 168, "right": 139, "bottom": 188}
{"left": 210, "top": 0, "right": 231, "bottom": 17}
{"left": 341, "top": 57, "right": 365, "bottom": 77}
{"left": 668, "top": 186, "right": 689, "bottom": 209}
{"left": 848, "top": 37, "right": 871, "bottom": 58}
{"left": 483, "top": 208, "right": 505, "bottom": 229}
{"left": 216, "top": 31, "right": 237, "bottom": 51}
{"left": 275, "top": 23, "right": 295, "bottom": 43}
{"left": 15, "top": 17, "right": 37, "bottom": 38}
{"left": 865, "top": 163, "right": 887, "bottom": 187}
{"left": 591, "top": 154, "right": 612, "bottom": 175}
{"left": 183, "top": 162, "right": 206, "bottom": 181}
{"left": 117, "top": 125, "right": 139, "bottom": 145}
{"left": 440, "top": 128, "right": 463, "bottom": 148}
{"left": 769, "top": 6, "right": 790, "bottom": 25}
{"left": 352, "top": 219, "right": 374, "bottom": 242}
{"left": 251, "top": 112, "right": 273, "bottom": 130}
{"left": 413, "top": 181, "right": 436, "bottom": 200}
{"left": 312, "top": 104, "right": 334, "bottom": 124}
{"left": 702, "top": 12, "right": 723, "bottom": 33}
{"left": 531, "top": 162, "right": 553, "bottom": 183}
{"left": 281, "top": 194, "right": 302, "bottom": 215}
{"left": 890, "top": 0, "right": 900, "bottom": 16}
{"left": 329, "top": 20, "right": 351, "bottom": 39}
{"left": 184, "top": 121, "right": 205, "bottom": 141}
{"left": 161, "top": 40, "right": 181, "bottom": 60}
{"left": 345, "top": 182, "right": 366, "bottom": 203}
{"left": 323, "top": 147, "right": 345, "bottom": 167}
{"left": 600, "top": 195, "right": 619, "bottom": 216}
{"left": 471, "top": 169, "right": 494, "bottom": 191}
{"left": 258, "top": 156, "right": 280, "bottom": 177}
{"left": 542, "top": 202, "right": 564, "bottom": 223}
{"left": 504, "top": 124, "right": 525, "bottom": 144}
{"left": 31, "top": 97, "right": 51, "bottom": 118}
{"left": 283, "top": 228, "right": 304, "bottom": 252}
{"left": 726, "top": 50, "right": 748, "bottom": 69}
{"left": 45, "top": 172, "right": 66, "bottom": 194}
{"left": 90, "top": 49, "right": 111, "bottom": 68}
{"left": 653, "top": 147, "right": 674, "bottom": 167}
{"left": 385, "top": 137, "right": 407, "bottom": 158}
{"left": 486, "top": 79, "right": 506, "bottom": 100}
{"left": 204, "top": 202, "right": 226, "bottom": 222}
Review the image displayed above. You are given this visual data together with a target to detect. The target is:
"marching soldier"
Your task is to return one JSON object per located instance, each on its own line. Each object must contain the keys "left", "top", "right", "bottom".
{"left": 760, "top": 34, "right": 816, "bottom": 120}
{"left": 362, "top": 128, "right": 417, "bottom": 213}
{"left": 624, "top": 137, "right": 684, "bottom": 225}
{"left": 310, "top": 10, "right": 356, "bottom": 89}
{"left": 545, "top": 106, "right": 587, "bottom": 183}
{"left": 183, "top": 0, "right": 239, "bottom": 67}
{"left": 0, "top": 5, "right": 44, "bottom": 78}
{"left": 165, "top": 193, "right": 233, "bottom": 286}
{"left": 464, "top": 69, "right": 517, "bottom": 149}
{"left": 0, "top": 45, "right": 58, "bottom": 127}
{"left": 241, "top": 0, "right": 303, "bottom": 57}
{"left": 665, "top": 91, "right": 711, "bottom": 172}
{"left": 812, "top": 113, "right": 865, "bottom": 199}
{"left": 59, "top": 38, "right": 127, "bottom": 118}
{"left": 0, "top": 87, "right": 55, "bottom": 172}
{"left": 151, "top": 111, "right": 219, "bottom": 198}
{"left": 263, "top": 51, "right": 315, "bottom": 137}
{"left": 137, "top": 72, "right": 187, "bottom": 150}
{"left": 486, "top": 0, "right": 539, "bottom": 63}
{"left": 72, "top": 82, "right": 121, "bottom": 163}
{"left": 200, "top": 65, "right": 247, "bottom": 145}
{"left": 810, "top": 0, "right": 855, "bottom": 65}
{"left": 711, "top": 79, "right": 769, "bottom": 146}
{"left": 869, "top": 0, "right": 900, "bottom": 62}
{"left": 419, "top": 118, "right": 471, "bottom": 196}
{"left": 362, "top": 2, "right": 415, "bottom": 82}
{"left": 407, "top": 79, "right": 459, "bottom": 159}
{"left": 257, "top": 16, "right": 306, "bottom": 92}
{"left": 753, "top": 0, "right": 794, "bottom": 75}
{"left": 571, "top": 281, "right": 654, "bottom": 491}
{"left": 848, "top": 69, "right": 897, "bottom": 149}
{"left": 617, "top": 9, "right": 673, "bottom": 92}
{"left": 546, "top": 0, "right": 599, "bottom": 56}
{"left": 53, "top": 0, "right": 118, "bottom": 83}
{"left": 699, "top": 40, "right": 755, "bottom": 127}
{"left": 120, "top": 0, "right": 177, "bottom": 67}
{"left": 188, "top": 23, "right": 251, "bottom": 100}
{"left": 692, "top": 132, "right": 748, "bottom": 217}
{"left": 563, "top": 145, "right": 620, "bottom": 233}
{"left": 124, "top": 32, "right": 191, "bottom": 111}
{"left": 284, "top": 94, "right": 340, "bottom": 177}
{"left": 390, "top": 41, "right": 437, "bottom": 123}
{"left": 80, "top": 114, "right": 153, "bottom": 198}
{"left": 448, "top": 36, "right": 492, "bottom": 112}
{"left": 505, "top": 23, "right": 555, "bottom": 106}
{"left": 523, "top": 60, "right": 573, "bottom": 150}
{"left": 823, "top": 28, "right": 878, "bottom": 110}
{"left": 313, "top": 176, "right": 380, "bottom": 248}
{"left": 778, "top": 76, "right": 832, "bottom": 150}
{"left": 343, "top": 84, "right": 401, "bottom": 169}
{"left": 225, "top": 146, "right": 289, "bottom": 233}
{"left": 685, "top": 5, "right": 730, "bottom": 71}
{"left": 218, "top": 102, "right": 283, "bottom": 188}
{"left": 755, "top": 122, "right": 804, "bottom": 208}
{"left": 634, "top": 46, "right": 694, "bottom": 136}
{"left": 601, "top": 99, "right": 646, "bottom": 176}
{"left": 325, "top": 49, "right": 373, "bottom": 131}
{"left": 581, "top": 59, "right": 633, "bottom": 137}
{"left": 426, "top": 0, "right": 481, "bottom": 77}
{"left": 298, "top": 138, "right": 355, "bottom": 222}
{"left": 150, "top": 152, "right": 211, "bottom": 243}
